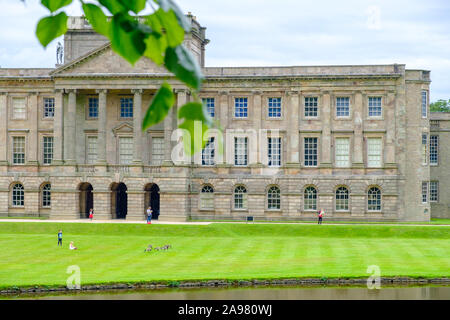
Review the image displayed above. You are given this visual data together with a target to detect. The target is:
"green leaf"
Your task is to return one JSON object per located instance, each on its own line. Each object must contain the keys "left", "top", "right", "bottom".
{"left": 98, "top": 0, "right": 128, "bottom": 15}
{"left": 154, "top": 9, "right": 185, "bottom": 47}
{"left": 82, "top": 3, "right": 110, "bottom": 37}
{"left": 178, "top": 102, "right": 215, "bottom": 155}
{"left": 142, "top": 82, "right": 175, "bottom": 130}
{"left": 118, "top": 0, "right": 147, "bottom": 14}
{"left": 164, "top": 45, "right": 204, "bottom": 90}
{"left": 110, "top": 13, "right": 147, "bottom": 65}
{"left": 144, "top": 33, "right": 167, "bottom": 65}
{"left": 36, "top": 12, "right": 68, "bottom": 47}
{"left": 154, "top": 0, "right": 191, "bottom": 31}
{"left": 41, "top": 0, "right": 72, "bottom": 13}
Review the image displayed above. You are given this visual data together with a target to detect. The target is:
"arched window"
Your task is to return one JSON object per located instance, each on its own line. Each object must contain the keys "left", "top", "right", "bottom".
{"left": 304, "top": 186, "right": 317, "bottom": 211}
{"left": 234, "top": 186, "right": 247, "bottom": 210}
{"left": 42, "top": 184, "right": 51, "bottom": 208}
{"left": 368, "top": 187, "right": 381, "bottom": 211}
{"left": 267, "top": 186, "right": 280, "bottom": 210}
{"left": 335, "top": 186, "right": 349, "bottom": 211}
{"left": 200, "top": 185, "right": 214, "bottom": 210}
{"left": 12, "top": 183, "right": 24, "bottom": 207}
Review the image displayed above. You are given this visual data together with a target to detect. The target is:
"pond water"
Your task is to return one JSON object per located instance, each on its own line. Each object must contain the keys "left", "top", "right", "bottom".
{"left": 7, "top": 285, "right": 450, "bottom": 300}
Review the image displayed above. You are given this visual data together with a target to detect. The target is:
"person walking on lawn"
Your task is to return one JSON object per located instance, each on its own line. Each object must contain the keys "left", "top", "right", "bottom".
{"left": 57, "top": 230, "right": 63, "bottom": 246}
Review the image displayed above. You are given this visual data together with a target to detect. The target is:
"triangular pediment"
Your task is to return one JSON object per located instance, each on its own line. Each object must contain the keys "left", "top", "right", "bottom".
{"left": 112, "top": 122, "right": 133, "bottom": 135}
{"left": 51, "top": 43, "right": 169, "bottom": 76}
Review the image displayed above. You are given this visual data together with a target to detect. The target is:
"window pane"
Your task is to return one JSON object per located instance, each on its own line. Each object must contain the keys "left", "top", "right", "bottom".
{"left": 234, "top": 137, "right": 248, "bottom": 166}
{"left": 267, "top": 186, "right": 280, "bottom": 210}
{"left": 367, "top": 138, "right": 382, "bottom": 167}
{"left": 13, "top": 136, "right": 25, "bottom": 164}
{"left": 42, "top": 184, "right": 51, "bottom": 207}
{"left": 202, "top": 137, "right": 215, "bottom": 166}
{"left": 368, "top": 187, "right": 381, "bottom": 211}
{"left": 43, "top": 136, "right": 53, "bottom": 164}
{"left": 335, "top": 187, "right": 349, "bottom": 211}
{"left": 268, "top": 97, "right": 282, "bottom": 118}
{"left": 13, "top": 97, "right": 26, "bottom": 119}
{"left": 120, "top": 97, "right": 133, "bottom": 118}
{"left": 304, "top": 137, "right": 318, "bottom": 166}
{"left": 202, "top": 98, "right": 215, "bottom": 118}
{"left": 152, "top": 137, "right": 164, "bottom": 165}
{"left": 422, "top": 134, "right": 427, "bottom": 164}
{"left": 201, "top": 185, "right": 214, "bottom": 209}
{"left": 44, "top": 98, "right": 55, "bottom": 118}
{"left": 304, "top": 186, "right": 317, "bottom": 211}
{"left": 234, "top": 186, "right": 247, "bottom": 209}
{"left": 430, "top": 181, "right": 438, "bottom": 202}
{"left": 336, "top": 97, "right": 350, "bottom": 117}
{"left": 422, "top": 91, "right": 427, "bottom": 118}
{"left": 335, "top": 138, "right": 350, "bottom": 167}
{"left": 304, "top": 97, "right": 318, "bottom": 117}
{"left": 422, "top": 182, "right": 428, "bottom": 203}
{"left": 268, "top": 137, "right": 281, "bottom": 167}
{"left": 12, "top": 184, "right": 24, "bottom": 207}
{"left": 430, "top": 135, "right": 438, "bottom": 165}
{"left": 119, "top": 137, "right": 133, "bottom": 164}
{"left": 368, "top": 97, "right": 382, "bottom": 117}
{"left": 86, "top": 136, "right": 98, "bottom": 164}
{"left": 88, "top": 97, "right": 99, "bottom": 118}
{"left": 234, "top": 98, "right": 248, "bottom": 118}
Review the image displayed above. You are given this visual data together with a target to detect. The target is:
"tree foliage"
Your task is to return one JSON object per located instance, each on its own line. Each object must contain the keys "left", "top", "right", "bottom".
{"left": 430, "top": 99, "right": 450, "bottom": 113}
{"left": 35, "top": 0, "right": 215, "bottom": 154}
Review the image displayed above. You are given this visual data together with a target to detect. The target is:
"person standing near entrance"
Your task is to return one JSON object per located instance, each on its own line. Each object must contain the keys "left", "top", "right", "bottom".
{"left": 318, "top": 208, "right": 324, "bottom": 224}
{"left": 89, "top": 208, "right": 94, "bottom": 221}
{"left": 146, "top": 206, "right": 152, "bottom": 224}
{"left": 57, "top": 230, "right": 63, "bottom": 246}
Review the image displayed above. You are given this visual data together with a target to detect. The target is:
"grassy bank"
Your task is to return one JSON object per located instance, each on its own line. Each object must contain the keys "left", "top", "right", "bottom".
{"left": 0, "top": 222, "right": 448, "bottom": 288}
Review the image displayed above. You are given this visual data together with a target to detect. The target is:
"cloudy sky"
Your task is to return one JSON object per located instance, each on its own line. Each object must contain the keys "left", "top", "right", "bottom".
{"left": 0, "top": 0, "right": 448, "bottom": 101}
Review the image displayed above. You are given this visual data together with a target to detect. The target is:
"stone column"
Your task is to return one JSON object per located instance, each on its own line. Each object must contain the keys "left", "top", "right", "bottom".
{"left": 53, "top": 89, "right": 64, "bottom": 164}
{"left": 96, "top": 89, "right": 108, "bottom": 165}
{"left": 0, "top": 92, "right": 8, "bottom": 165}
{"left": 218, "top": 91, "right": 229, "bottom": 165}
{"left": 93, "top": 190, "right": 111, "bottom": 220}
{"left": 126, "top": 190, "right": 146, "bottom": 220}
{"left": 353, "top": 91, "right": 364, "bottom": 167}
{"left": 64, "top": 89, "right": 77, "bottom": 164}
{"left": 28, "top": 92, "right": 39, "bottom": 165}
{"left": 286, "top": 91, "right": 300, "bottom": 164}
{"left": 163, "top": 99, "right": 174, "bottom": 165}
{"left": 385, "top": 91, "right": 396, "bottom": 166}
{"left": 132, "top": 89, "right": 143, "bottom": 164}
{"left": 320, "top": 91, "right": 332, "bottom": 167}
{"left": 252, "top": 90, "right": 262, "bottom": 164}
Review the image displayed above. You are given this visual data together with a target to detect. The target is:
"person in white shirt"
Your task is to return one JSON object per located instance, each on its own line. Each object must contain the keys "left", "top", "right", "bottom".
{"left": 69, "top": 241, "right": 77, "bottom": 250}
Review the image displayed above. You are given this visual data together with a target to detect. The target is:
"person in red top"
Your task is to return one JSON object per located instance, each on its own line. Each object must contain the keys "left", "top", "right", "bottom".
{"left": 318, "top": 209, "right": 324, "bottom": 224}
{"left": 88, "top": 208, "right": 94, "bottom": 221}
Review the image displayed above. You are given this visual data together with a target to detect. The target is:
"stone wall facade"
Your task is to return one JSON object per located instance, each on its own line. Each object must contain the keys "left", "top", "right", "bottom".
{"left": 0, "top": 16, "right": 441, "bottom": 222}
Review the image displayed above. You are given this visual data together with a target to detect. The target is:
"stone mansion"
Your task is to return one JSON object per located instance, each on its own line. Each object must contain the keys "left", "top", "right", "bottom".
{"left": 0, "top": 16, "right": 448, "bottom": 221}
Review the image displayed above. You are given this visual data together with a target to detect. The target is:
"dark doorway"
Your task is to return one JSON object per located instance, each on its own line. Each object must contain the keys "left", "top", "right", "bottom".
{"left": 111, "top": 183, "right": 127, "bottom": 219}
{"left": 144, "top": 183, "right": 160, "bottom": 220}
{"left": 79, "top": 183, "right": 93, "bottom": 219}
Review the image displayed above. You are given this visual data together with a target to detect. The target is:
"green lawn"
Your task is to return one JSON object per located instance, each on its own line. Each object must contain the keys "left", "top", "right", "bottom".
{"left": 0, "top": 222, "right": 449, "bottom": 288}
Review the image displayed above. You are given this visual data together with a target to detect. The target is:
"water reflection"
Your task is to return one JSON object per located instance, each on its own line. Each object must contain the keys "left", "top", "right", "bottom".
{"left": 8, "top": 285, "right": 450, "bottom": 300}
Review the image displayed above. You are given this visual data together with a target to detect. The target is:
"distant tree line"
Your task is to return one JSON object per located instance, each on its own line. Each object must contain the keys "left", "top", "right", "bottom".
{"left": 430, "top": 99, "right": 450, "bottom": 113}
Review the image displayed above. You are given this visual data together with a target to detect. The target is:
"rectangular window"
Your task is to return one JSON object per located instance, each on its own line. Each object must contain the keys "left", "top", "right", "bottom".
{"left": 304, "top": 137, "right": 318, "bottom": 167}
{"left": 430, "top": 181, "right": 439, "bottom": 202}
{"left": 234, "top": 137, "right": 248, "bottom": 166}
{"left": 119, "top": 137, "right": 133, "bottom": 164}
{"left": 422, "top": 181, "right": 428, "bottom": 203}
{"left": 86, "top": 136, "right": 98, "bottom": 164}
{"left": 336, "top": 97, "right": 350, "bottom": 117}
{"left": 335, "top": 138, "right": 350, "bottom": 167}
{"left": 268, "top": 97, "right": 282, "bottom": 118}
{"left": 268, "top": 137, "right": 281, "bottom": 167}
{"left": 304, "top": 97, "right": 318, "bottom": 117}
{"left": 368, "top": 97, "right": 382, "bottom": 117}
{"left": 422, "top": 91, "right": 427, "bottom": 118}
{"left": 88, "top": 97, "right": 99, "bottom": 118}
{"left": 422, "top": 134, "right": 427, "bottom": 164}
{"left": 202, "top": 137, "right": 215, "bottom": 166}
{"left": 202, "top": 98, "right": 215, "bottom": 118}
{"left": 43, "top": 136, "right": 53, "bottom": 165}
{"left": 367, "top": 138, "right": 382, "bottom": 167}
{"left": 151, "top": 137, "right": 164, "bottom": 165}
{"left": 430, "top": 135, "right": 438, "bottom": 165}
{"left": 234, "top": 98, "right": 248, "bottom": 118}
{"left": 120, "top": 97, "right": 133, "bottom": 118}
{"left": 12, "top": 97, "right": 26, "bottom": 119}
{"left": 43, "top": 98, "right": 55, "bottom": 118}
{"left": 12, "top": 136, "right": 25, "bottom": 164}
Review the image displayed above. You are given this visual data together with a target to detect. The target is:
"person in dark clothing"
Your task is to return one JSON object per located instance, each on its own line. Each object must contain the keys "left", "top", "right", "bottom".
{"left": 57, "top": 230, "right": 63, "bottom": 246}
{"left": 318, "top": 209, "right": 324, "bottom": 224}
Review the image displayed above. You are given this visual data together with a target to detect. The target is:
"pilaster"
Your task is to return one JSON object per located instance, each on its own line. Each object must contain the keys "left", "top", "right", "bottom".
{"left": 0, "top": 92, "right": 8, "bottom": 165}
{"left": 53, "top": 89, "right": 64, "bottom": 164}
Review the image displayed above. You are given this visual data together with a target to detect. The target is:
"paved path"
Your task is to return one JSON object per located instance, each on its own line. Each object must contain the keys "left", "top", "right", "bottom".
{"left": 0, "top": 219, "right": 448, "bottom": 227}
